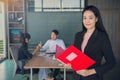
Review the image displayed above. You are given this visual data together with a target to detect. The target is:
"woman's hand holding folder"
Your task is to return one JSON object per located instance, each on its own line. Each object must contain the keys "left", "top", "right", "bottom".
{"left": 64, "top": 63, "right": 72, "bottom": 68}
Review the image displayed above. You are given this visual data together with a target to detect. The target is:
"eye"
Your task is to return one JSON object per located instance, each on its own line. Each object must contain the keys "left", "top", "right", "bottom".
{"left": 83, "top": 17, "right": 86, "bottom": 19}
{"left": 89, "top": 16, "right": 93, "bottom": 19}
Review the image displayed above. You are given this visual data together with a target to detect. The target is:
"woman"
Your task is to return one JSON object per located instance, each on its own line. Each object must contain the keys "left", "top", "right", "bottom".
{"left": 18, "top": 33, "right": 32, "bottom": 73}
{"left": 73, "top": 5, "right": 116, "bottom": 80}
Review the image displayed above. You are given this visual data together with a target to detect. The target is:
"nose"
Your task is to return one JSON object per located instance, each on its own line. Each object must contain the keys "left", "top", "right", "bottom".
{"left": 85, "top": 19, "right": 90, "bottom": 23}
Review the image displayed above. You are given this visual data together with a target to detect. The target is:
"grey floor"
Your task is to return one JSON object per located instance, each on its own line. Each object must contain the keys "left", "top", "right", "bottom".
{"left": 0, "top": 60, "right": 38, "bottom": 80}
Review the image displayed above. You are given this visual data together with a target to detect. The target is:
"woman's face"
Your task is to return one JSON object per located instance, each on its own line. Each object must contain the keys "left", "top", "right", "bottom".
{"left": 51, "top": 32, "right": 57, "bottom": 40}
{"left": 25, "top": 38, "right": 30, "bottom": 43}
{"left": 83, "top": 10, "right": 98, "bottom": 30}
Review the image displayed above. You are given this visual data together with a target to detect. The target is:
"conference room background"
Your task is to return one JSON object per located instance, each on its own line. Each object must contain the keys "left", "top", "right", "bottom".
{"left": 27, "top": 12, "right": 82, "bottom": 46}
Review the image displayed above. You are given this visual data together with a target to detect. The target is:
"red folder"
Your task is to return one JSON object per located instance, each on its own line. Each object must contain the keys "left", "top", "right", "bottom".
{"left": 55, "top": 44, "right": 65, "bottom": 58}
{"left": 56, "top": 45, "right": 96, "bottom": 71}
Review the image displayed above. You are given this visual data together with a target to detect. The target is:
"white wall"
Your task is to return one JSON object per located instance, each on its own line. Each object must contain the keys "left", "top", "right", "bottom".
{"left": 0, "top": 1, "right": 6, "bottom": 57}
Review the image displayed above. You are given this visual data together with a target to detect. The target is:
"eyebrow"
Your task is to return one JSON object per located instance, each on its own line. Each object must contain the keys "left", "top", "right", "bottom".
{"left": 83, "top": 15, "right": 95, "bottom": 18}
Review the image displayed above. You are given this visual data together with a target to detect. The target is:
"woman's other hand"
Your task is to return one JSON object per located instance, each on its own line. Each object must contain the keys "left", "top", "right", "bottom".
{"left": 76, "top": 69, "right": 96, "bottom": 77}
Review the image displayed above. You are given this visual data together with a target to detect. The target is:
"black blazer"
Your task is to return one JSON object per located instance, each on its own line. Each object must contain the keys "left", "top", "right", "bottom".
{"left": 18, "top": 44, "right": 32, "bottom": 60}
{"left": 74, "top": 29, "right": 116, "bottom": 80}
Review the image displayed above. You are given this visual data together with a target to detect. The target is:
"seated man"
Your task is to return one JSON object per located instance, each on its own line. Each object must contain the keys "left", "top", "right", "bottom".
{"left": 18, "top": 33, "right": 33, "bottom": 73}
{"left": 33, "top": 30, "right": 66, "bottom": 80}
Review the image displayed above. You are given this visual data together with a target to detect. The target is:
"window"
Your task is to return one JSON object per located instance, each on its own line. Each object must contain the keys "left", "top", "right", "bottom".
{"left": 28, "top": 0, "right": 85, "bottom": 12}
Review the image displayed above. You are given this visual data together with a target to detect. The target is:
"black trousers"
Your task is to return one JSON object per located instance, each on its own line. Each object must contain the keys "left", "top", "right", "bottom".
{"left": 50, "top": 69, "right": 60, "bottom": 77}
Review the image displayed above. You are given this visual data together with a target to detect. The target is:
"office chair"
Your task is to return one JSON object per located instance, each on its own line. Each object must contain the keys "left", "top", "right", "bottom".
{"left": 9, "top": 45, "right": 29, "bottom": 80}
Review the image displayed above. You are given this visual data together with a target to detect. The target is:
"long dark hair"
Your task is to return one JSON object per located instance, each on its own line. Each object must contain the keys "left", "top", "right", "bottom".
{"left": 21, "top": 33, "right": 31, "bottom": 45}
{"left": 82, "top": 5, "right": 107, "bottom": 34}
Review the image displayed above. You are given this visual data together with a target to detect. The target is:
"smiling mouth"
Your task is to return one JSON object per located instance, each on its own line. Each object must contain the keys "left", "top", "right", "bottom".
{"left": 85, "top": 24, "right": 91, "bottom": 26}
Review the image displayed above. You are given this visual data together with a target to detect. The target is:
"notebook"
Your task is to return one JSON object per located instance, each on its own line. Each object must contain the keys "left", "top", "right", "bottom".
{"left": 56, "top": 45, "right": 96, "bottom": 71}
